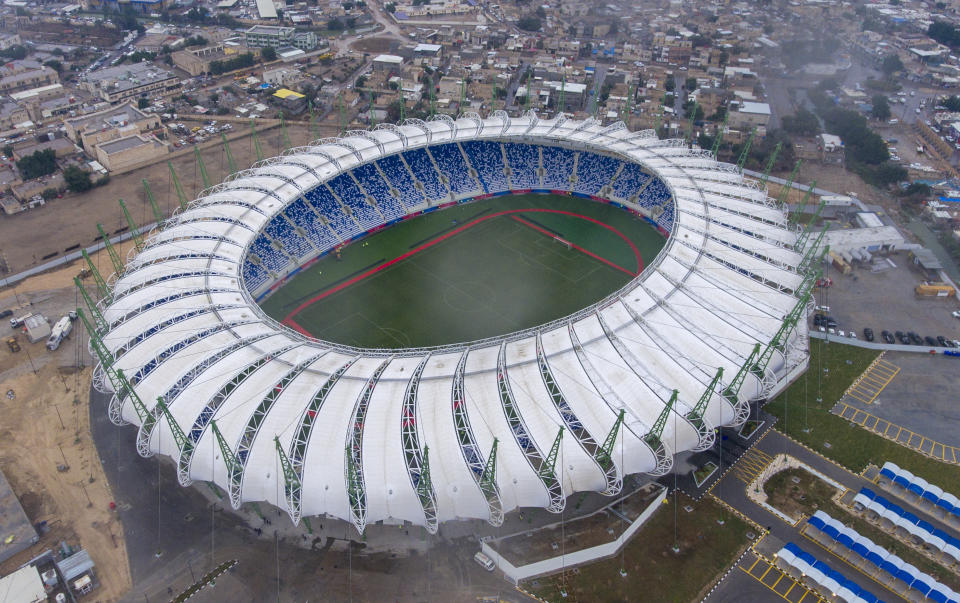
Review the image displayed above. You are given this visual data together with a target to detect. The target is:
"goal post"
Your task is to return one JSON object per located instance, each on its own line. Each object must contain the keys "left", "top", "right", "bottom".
{"left": 553, "top": 236, "right": 572, "bottom": 250}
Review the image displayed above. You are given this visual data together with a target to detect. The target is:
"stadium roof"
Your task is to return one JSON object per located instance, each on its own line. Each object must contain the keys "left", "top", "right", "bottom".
{"left": 95, "top": 114, "right": 808, "bottom": 535}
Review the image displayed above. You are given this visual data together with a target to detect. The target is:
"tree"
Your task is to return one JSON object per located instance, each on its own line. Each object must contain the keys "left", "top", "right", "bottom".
{"left": 64, "top": 166, "right": 93, "bottom": 193}
{"left": 535, "top": 5, "right": 546, "bottom": 18}
{"left": 664, "top": 77, "right": 675, "bottom": 92}
{"left": 43, "top": 60, "right": 62, "bottom": 73}
{"left": 261, "top": 46, "right": 277, "bottom": 62}
{"left": 782, "top": 108, "right": 820, "bottom": 136}
{"left": 16, "top": 149, "right": 57, "bottom": 180}
{"left": 517, "top": 16, "right": 541, "bottom": 31}
{"left": 137, "top": 97, "right": 150, "bottom": 109}
{"left": 385, "top": 2, "right": 395, "bottom": 12}
{"left": 1, "top": 145, "right": 11, "bottom": 158}
{"left": 355, "top": 75, "right": 367, "bottom": 88}
{"left": 881, "top": 54, "right": 904, "bottom": 78}
{"left": 871, "top": 95, "right": 891, "bottom": 121}
{"left": 940, "top": 95, "right": 960, "bottom": 111}
{"left": 685, "top": 77, "right": 697, "bottom": 91}
{"left": 386, "top": 99, "right": 404, "bottom": 123}
{"left": 328, "top": 17, "right": 345, "bottom": 30}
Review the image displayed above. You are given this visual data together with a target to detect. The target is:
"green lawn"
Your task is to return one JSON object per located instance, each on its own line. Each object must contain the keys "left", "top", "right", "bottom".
{"left": 524, "top": 495, "right": 750, "bottom": 603}
{"left": 259, "top": 194, "right": 665, "bottom": 348}
{"left": 766, "top": 339, "right": 960, "bottom": 494}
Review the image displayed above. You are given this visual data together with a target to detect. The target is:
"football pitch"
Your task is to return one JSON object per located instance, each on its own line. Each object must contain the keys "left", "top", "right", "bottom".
{"left": 259, "top": 194, "right": 666, "bottom": 349}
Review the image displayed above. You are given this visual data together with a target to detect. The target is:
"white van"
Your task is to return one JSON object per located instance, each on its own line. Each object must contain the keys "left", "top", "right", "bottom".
{"left": 473, "top": 551, "right": 496, "bottom": 571}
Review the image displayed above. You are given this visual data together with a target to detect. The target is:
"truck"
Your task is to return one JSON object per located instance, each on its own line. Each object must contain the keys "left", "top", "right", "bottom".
{"left": 46, "top": 316, "right": 72, "bottom": 351}
{"left": 10, "top": 313, "right": 33, "bottom": 329}
{"left": 915, "top": 282, "right": 956, "bottom": 298}
{"left": 828, "top": 251, "right": 851, "bottom": 275}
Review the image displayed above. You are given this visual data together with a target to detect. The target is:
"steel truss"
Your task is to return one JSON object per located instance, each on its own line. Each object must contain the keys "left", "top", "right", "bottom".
{"left": 567, "top": 323, "right": 670, "bottom": 476}
{"left": 345, "top": 357, "right": 392, "bottom": 534}
{"left": 535, "top": 334, "right": 621, "bottom": 495}
{"left": 285, "top": 357, "right": 358, "bottom": 525}
{"left": 452, "top": 349, "right": 503, "bottom": 526}
{"left": 400, "top": 356, "right": 439, "bottom": 533}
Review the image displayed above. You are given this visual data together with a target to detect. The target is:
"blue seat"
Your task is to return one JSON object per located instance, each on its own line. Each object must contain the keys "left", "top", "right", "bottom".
{"left": 326, "top": 174, "right": 382, "bottom": 230}
{"left": 283, "top": 198, "right": 338, "bottom": 251}
{"left": 573, "top": 151, "right": 620, "bottom": 195}
{"left": 352, "top": 163, "right": 407, "bottom": 220}
{"left": 428, "top": 143, "right": 480, "bottom": 196}
{"left": 264, "top": 215, "right": 313, "bottom": 260}
{"left": 540, "top": 146, "right": 576, "bottom": 190}
{"left": 401, "top": 148, "right": 448, "bottom": 201}
{"left": 377, "top": 154, "right": 426, "bottom": 208}
{"left": 502, "top": 142, "right": 540, "bottom": 189}
{"left": 250, "top": 234, "right": 289, "bottom": 273}
{"left": 461, "top": 140, "right": 509, "bottom": 193}
{"left": 612, "top": 162, "right": 652, "bottom": 201}
{"left": 304, "top": 185, "right": 359, "bottom": 239}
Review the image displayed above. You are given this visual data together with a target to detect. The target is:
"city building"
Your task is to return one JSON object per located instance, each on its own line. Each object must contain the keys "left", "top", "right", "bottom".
{"left": 0, "top": 67, "right": 59, "bottom": 94}
{"left": 728, "top": 101, "right": 771, "bottom": 131}
{"left": 63, "top": 103, "right": 160, "bottom": 150}
{"left": 94, "top": 134, "right": 169, "bottom": 172}
{"left": 244, "top": 25, "right": 317, "bottom": 51}
{"left": 80, "top": 62, "right": 180, "bottom": 104}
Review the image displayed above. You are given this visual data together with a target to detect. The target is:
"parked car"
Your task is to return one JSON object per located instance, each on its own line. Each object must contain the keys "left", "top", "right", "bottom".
{"left": 863, "top": 328, "right": 874, "bottom": 342}
{"left": 896, "top": 331, "right": 909, "bottom": 344}
{"left": 937, "top": 335, "right": 949, "bottom": 347}
{"left": 881, "top": 330, "right": 895, "bottom": 344}
{"left": 909, "top": 332, "right": 923, "bottom": 345}
{"left": 952, "top": 310, "right": 960, "bottom": 319}
{"left": 925, "top": 336, "right": 937, "bottom": 346}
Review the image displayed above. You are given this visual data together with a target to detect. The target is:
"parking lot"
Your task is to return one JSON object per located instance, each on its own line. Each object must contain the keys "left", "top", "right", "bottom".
{"left": 812, "top": 251, "right": 960, "bottom": 345}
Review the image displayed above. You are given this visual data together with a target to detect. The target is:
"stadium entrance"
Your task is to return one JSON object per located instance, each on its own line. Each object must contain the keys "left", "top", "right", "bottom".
{"left": 260, "top": 193, "right": 666, "bottom": 349}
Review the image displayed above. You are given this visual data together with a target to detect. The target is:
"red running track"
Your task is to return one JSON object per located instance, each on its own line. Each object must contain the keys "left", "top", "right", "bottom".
{"left": 282, "top": 208, "right": 644, "bottom": 335}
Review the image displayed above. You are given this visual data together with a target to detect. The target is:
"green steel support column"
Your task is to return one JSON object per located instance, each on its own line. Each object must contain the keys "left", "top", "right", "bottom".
{"left": 788, "top": 182, "right": 817, "bottom": 227}
{"left": 221, "top": 133, "right": 237, "bottom": 175}
{"left": 168, "top": 161, "right": 188, "bottom": 211}
{"left": 302, "top": 516, "right": 313, "bottom": 534}
{"left": 155, "top": 397, "right": 189, "bottom": 451}
{"left": 429, "top": 83, "right": 436, "bottom": 118}
{"left": 74, "top": 277, "right": 107, "bottom": 333}
{"left": 118, "top": 199, "right": 144, "bottom": 252}
{"left": 96, "top": 224, "right": 124, "bottom": 276}
{"left": 399, "top": 93, "right": 405, "bottom": 123}
{"left": 775, "top": 160, "right": 801, "bottom": 209}
{"left": 81, "top": 249, "right": 110, "bottom": 301}
{"left": 142, "top": 179, "right": 165, "bottom": 225}
{"left": 687, "top": 367, "right": 724, "bottom": 428}
{"left": 345, "top": 444, "right": 363, "bottom": 528}
{"left": 539, "top": 428, "right": 563, "bottom": 480}
{"left": 795, "top": 204, "right": 827, "bottom": 252}
{"left": 194, "top": 146, "right": 210, "bottom": 190}
{"left": 338, "top": 93, "right": 346, "bottom": 135}
{"left": 416, "top": 446, "right": 433, "bottom": 502}
{"left": 797, "top": 223, "right": 829, "bottom": 265}
{"left": 759, "top": 142, "right": 782, "bottom": 187}
{"left": 752, "top": 289, "right": 814, "bottom": 379}
{"left": 524, "top": 72, "right": 532, "bottom": 113}
{"left": 558, "top": 77, "right": 566, "bottom": 116}
{"left": 250, "top": 120, "right": 264, "bottom": 163}
{"left": 479, "top": 438, "right": 498, "bottom": 493}
{"left": 211, "top": 420, "right": 241, "bottom": 490}
{"left": 115, "top": 369, "right": 150, "bottom": 423}
{"left": 280, "top": 111, "right": 291, "bottom": 150}
{"left": 722, "top": 344, "right": 761, "bottom": 404}
{"left": 686, "top": 102, "right": 699, "bottom": 146}
{"left": 711, "top": 111, "right": 729, "bottom": 158}
{"left": 736, "top": 127, "right": 757, "bottom": 171}
{"left": 654, "top": 105, "right": 663, "bottom": 132}
{"left": 644, "top": 390, "right": 678, "bottom": 447}
{"left": 275, "top": 435, "right": 301, "bottom": 518}
{"left": 596, "top": 409, "right": 625, "bottom": 469}
{"left": 369, "top": 96, "right": 375, "bottom": 126}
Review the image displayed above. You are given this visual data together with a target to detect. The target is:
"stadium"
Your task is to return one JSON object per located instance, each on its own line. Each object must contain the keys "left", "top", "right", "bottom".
{"left": 88, "top": 112, "right": 815, "bottom": 537}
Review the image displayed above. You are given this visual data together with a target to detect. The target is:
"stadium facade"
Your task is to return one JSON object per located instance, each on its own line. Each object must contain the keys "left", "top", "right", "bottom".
{"left": 89, "top": 112, "right": 816, "bottom": 535}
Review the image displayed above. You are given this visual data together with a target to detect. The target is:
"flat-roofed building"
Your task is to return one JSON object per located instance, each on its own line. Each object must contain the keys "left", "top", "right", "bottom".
{"left": 94, "top": 134, "right": 169, "bottom": 172}
{"left": 0, "top": 67, "right": 59, "bottom": 94}
{"left": 64, "top": 103, "right": 160, "bottom": 150}
{"left": 729, "top": 101, "right": 771, "bottom": 130}
{"left": 80, "top": 62, "right": 180, "bottom": 104}
{"left": 244, "top": 25, "right": 315, "bottom": 50}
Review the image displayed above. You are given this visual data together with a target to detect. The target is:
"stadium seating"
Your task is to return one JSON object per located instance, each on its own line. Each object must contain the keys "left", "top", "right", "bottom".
{"left": 351, "top": 163, "right": 407, "bottom": 221}
{"left": 264, "top": 216, "right": 313, "bottom": 260}
{"left": 854, "top": 488, "right": 960, "bottom": 562}
{"left": 401, "top": 148, "right": 448, "bottom": 202}
{"left": 539, "top": 146, "right": 576, "bottom": 190}
{"left": 282, "top": 198, "right": 339, "bottom": 251}
{"left": 460, "top": 140, "right": 509, "bottom": 193}
{"left": 250, "top": 234, "right": 290, "bottom": 273}
{"left": 573, "top": 152, "right": 620, "bottom": 195}
{"left": 879, "top": 462, "right": 960, "bottom": 521}
{"left": 805, "top": 511, "right": 958, "bottom": 602}
{"left": 640, "top": 178, "right": 675, "bottom": 230}
{"left": 502, "top": 142, "right": 541, "bottom": 189}
{"left": 243, "top": 260, "right": 269, "bottom": 290}
{"left": 326, "top": 174, "right": 382, "bottom": 230}
{"left": 612, "top": 162, "right": 652, "bottom": 202}
{"left": 376, "top": 154, "right": 426, "bottom": 208}
{"left": 776, "top": 543, "right": 882, "bottom": 603}
{"left": 428, "top": 143, "right": 481, "bottom": 196}
{"left": 303, "top": 186, "right": 358, "bottom": 239}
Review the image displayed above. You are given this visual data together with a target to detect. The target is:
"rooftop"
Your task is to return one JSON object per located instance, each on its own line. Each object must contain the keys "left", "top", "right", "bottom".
{"left": 85, "top": 62, "right": 176, "bottom": 94}
{"left": 739, "top": 101, "right": 771, "bottom": 115}
{"left": 99, "top": 134, "right": 161, "bottom": 154}
{"left": 65, "top": 103, "right": 151, "bottom": 133}
{"left": 0, "top": 465, "right": 37, "bottom": 565}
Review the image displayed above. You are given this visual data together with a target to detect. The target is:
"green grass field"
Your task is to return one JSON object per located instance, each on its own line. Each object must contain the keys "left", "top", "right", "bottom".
{"left": 259, "top": 194, "right": 666, "bottom": 348}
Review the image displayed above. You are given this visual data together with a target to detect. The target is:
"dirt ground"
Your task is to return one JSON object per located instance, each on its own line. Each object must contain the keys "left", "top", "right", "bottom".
{"left": 350, "top": 36, "right": 395, "bottom": 54}
{"left": 0, "top": 123, "right": 331, "bottom": 276}
{"left": 0, "top": 248, "right": 131, "bottom": 600}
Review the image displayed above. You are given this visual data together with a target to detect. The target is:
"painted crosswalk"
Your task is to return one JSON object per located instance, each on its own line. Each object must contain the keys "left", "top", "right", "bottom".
{"left": 732, "top": 448, "right": 774, "bottom": 484}
{"left": 843, "top": 357, "right": 899, "bottom": 405}
{"left": 740, "top": 553, "right": 823, "bottom": 602}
